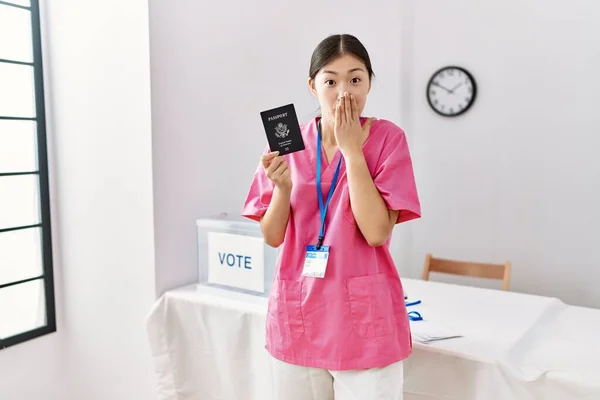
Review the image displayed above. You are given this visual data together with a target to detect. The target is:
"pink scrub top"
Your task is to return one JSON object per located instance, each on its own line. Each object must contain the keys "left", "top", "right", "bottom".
{"left": 241, "top": 116, "right": 421, "bottom": 370}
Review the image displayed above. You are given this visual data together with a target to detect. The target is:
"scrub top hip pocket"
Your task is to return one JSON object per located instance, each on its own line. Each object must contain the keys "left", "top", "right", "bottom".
{"left": 346, "top": 273, "right": 396, "bottom": 338}
{"left": 266, "top": 279, "right": 305, "bottom": 348}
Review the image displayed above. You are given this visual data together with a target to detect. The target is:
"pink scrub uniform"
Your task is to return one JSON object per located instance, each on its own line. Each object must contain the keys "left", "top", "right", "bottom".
{"left": 241, "top": 116, "right": 421, "bottom": 370}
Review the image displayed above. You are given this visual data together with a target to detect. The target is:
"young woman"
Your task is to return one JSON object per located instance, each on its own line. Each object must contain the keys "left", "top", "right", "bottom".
{"left": 241, "top": 34, "right": 421, "bottom": 400}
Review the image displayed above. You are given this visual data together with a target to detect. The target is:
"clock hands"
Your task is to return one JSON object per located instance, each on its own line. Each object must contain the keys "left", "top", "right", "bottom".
{"left": 450, "top": 82, "right": 463, "bottom": 93}
{"left": 432, "top": 81, "right": 465, "bottom": 94}
{"left": 431, "top": 81, "right": 453, "bottom": 93}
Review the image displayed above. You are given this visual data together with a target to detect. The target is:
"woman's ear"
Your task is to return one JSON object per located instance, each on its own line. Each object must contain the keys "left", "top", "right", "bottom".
{"left": 307, "top": 78, "right": 318, "bottom": 97}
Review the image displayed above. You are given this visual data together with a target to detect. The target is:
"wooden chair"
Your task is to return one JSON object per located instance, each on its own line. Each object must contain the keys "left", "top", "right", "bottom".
{"left": 422, "top": 253, "right": 512, "bottom": 291}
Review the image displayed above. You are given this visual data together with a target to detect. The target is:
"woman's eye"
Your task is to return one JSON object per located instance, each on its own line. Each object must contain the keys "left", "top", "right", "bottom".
{"left": 351, "top": 78, "right": 361, "bottom": 84}
{"left": 325, "top": 80, "right": 335, "bottom": 86}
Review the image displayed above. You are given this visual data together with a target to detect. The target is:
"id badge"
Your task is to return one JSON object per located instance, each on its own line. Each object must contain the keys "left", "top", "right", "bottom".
{"left": 301, "top": 245, "right": 330, "bottom": 278}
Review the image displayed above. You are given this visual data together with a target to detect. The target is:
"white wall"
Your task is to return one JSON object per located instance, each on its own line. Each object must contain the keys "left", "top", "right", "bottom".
{"left": 149, "top": 0, "right": 414, "bottom": 296}
{"left": 0, "top": 333, "right": 67, "bottom": 399}
{"left": 0, "top": 0, "right": 158, "bottom": 399}
{"left": 408, "top": 0, "right": 600, "bottom": 307}
{"left": 150, "top": 0, "right": 600, "bottom": 308}
{"left": 46, "top": 0, "right": 158, "bottom": 396}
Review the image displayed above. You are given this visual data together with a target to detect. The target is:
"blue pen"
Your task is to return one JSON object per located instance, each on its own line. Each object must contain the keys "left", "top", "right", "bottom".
{"left": 405, "top": 300, "right": 422, "bottom": 307}
{"left": 405, "top": 299, "right": 423, "bottom": 321}
{"left": 408, "top": 311, "right": 423, "bottom": 321}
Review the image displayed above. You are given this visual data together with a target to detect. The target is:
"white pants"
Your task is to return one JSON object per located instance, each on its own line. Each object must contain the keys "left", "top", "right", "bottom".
{"left": 271, "top": 357, "right": 404, "bottom": 400}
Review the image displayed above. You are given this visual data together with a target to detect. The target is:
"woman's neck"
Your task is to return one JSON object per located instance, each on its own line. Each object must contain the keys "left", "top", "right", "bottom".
{"left": 319, "top": 117, "right": 337, "bottom": 147}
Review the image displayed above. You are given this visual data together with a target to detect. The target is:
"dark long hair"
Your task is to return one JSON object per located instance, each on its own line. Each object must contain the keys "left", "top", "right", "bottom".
{"left": 309, "top": 34, "right": 375, "bottom": 81}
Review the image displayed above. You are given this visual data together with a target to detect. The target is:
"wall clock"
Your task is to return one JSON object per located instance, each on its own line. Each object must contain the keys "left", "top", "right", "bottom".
{"left": 426, "top": 66, "right": 477, "bottom": 117}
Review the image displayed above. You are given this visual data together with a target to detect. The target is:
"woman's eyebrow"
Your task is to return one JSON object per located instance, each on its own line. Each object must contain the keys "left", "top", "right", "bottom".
{"left": 323, "top": 67, "right": 365, "bottom": 75}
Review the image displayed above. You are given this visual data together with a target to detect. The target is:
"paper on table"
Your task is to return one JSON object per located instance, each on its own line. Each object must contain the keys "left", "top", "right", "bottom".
{"left": 410, "top": 319, "right": 463, "bottom": 344}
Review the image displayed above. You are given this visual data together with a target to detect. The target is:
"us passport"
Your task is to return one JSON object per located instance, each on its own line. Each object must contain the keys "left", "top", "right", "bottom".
{"left": 260, "top": 103, "right": 305, "bottom": 155}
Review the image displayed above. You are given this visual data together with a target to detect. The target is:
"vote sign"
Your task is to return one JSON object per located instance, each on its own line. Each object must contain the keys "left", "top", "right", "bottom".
{"left": 207, "top": 231, "right": 265, "bottom": 293}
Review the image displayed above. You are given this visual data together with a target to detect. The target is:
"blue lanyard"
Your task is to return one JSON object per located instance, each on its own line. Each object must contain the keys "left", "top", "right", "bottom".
{"left": 316, "top": 120, "right": 342, "bottom": 249}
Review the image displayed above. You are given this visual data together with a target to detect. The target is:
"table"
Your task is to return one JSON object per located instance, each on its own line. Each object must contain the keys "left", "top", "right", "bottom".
{"left": 145, "top": 278, "right": 600, "bottom": 400}
{"left": 146, "top": 286, "right": 272, "bottom": 400}
{"left": 499, "top": 304, "right": 600, "bottom": 399}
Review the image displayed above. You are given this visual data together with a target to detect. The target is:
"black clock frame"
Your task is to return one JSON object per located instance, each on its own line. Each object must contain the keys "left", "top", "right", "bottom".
{"left": 426, "top": 65, "right": 477, "bottom": 117}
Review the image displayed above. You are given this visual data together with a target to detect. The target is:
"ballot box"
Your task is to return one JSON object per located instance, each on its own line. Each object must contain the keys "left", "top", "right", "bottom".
{"left": 196, "top": 215, "right": 278, "bottom": 297}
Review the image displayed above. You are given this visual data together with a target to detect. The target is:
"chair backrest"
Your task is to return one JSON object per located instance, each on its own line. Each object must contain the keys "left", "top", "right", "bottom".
{"left": 422, "top": 253, "right": 512, "bottom": 291}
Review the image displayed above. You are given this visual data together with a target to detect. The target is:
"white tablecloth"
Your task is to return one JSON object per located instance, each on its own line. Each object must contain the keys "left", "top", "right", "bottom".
{"left": 145, "top": 278, "right": 600, "bottom": 400}
{"left": 499, "top": 304, "right": 600, "bottom": 399}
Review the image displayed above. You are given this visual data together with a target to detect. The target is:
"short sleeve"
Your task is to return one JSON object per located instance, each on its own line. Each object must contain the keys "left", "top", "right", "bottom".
{"left": 373, "top": 127, "right": 421, "bottom": 224}
{"left": 241, "top": 147, "right": 275, "bottom": 222}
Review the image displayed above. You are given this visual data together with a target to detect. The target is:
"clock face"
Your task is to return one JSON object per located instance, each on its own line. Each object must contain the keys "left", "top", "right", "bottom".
{"left": 427, "top": 66, "right": 477, "bottom": 117}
